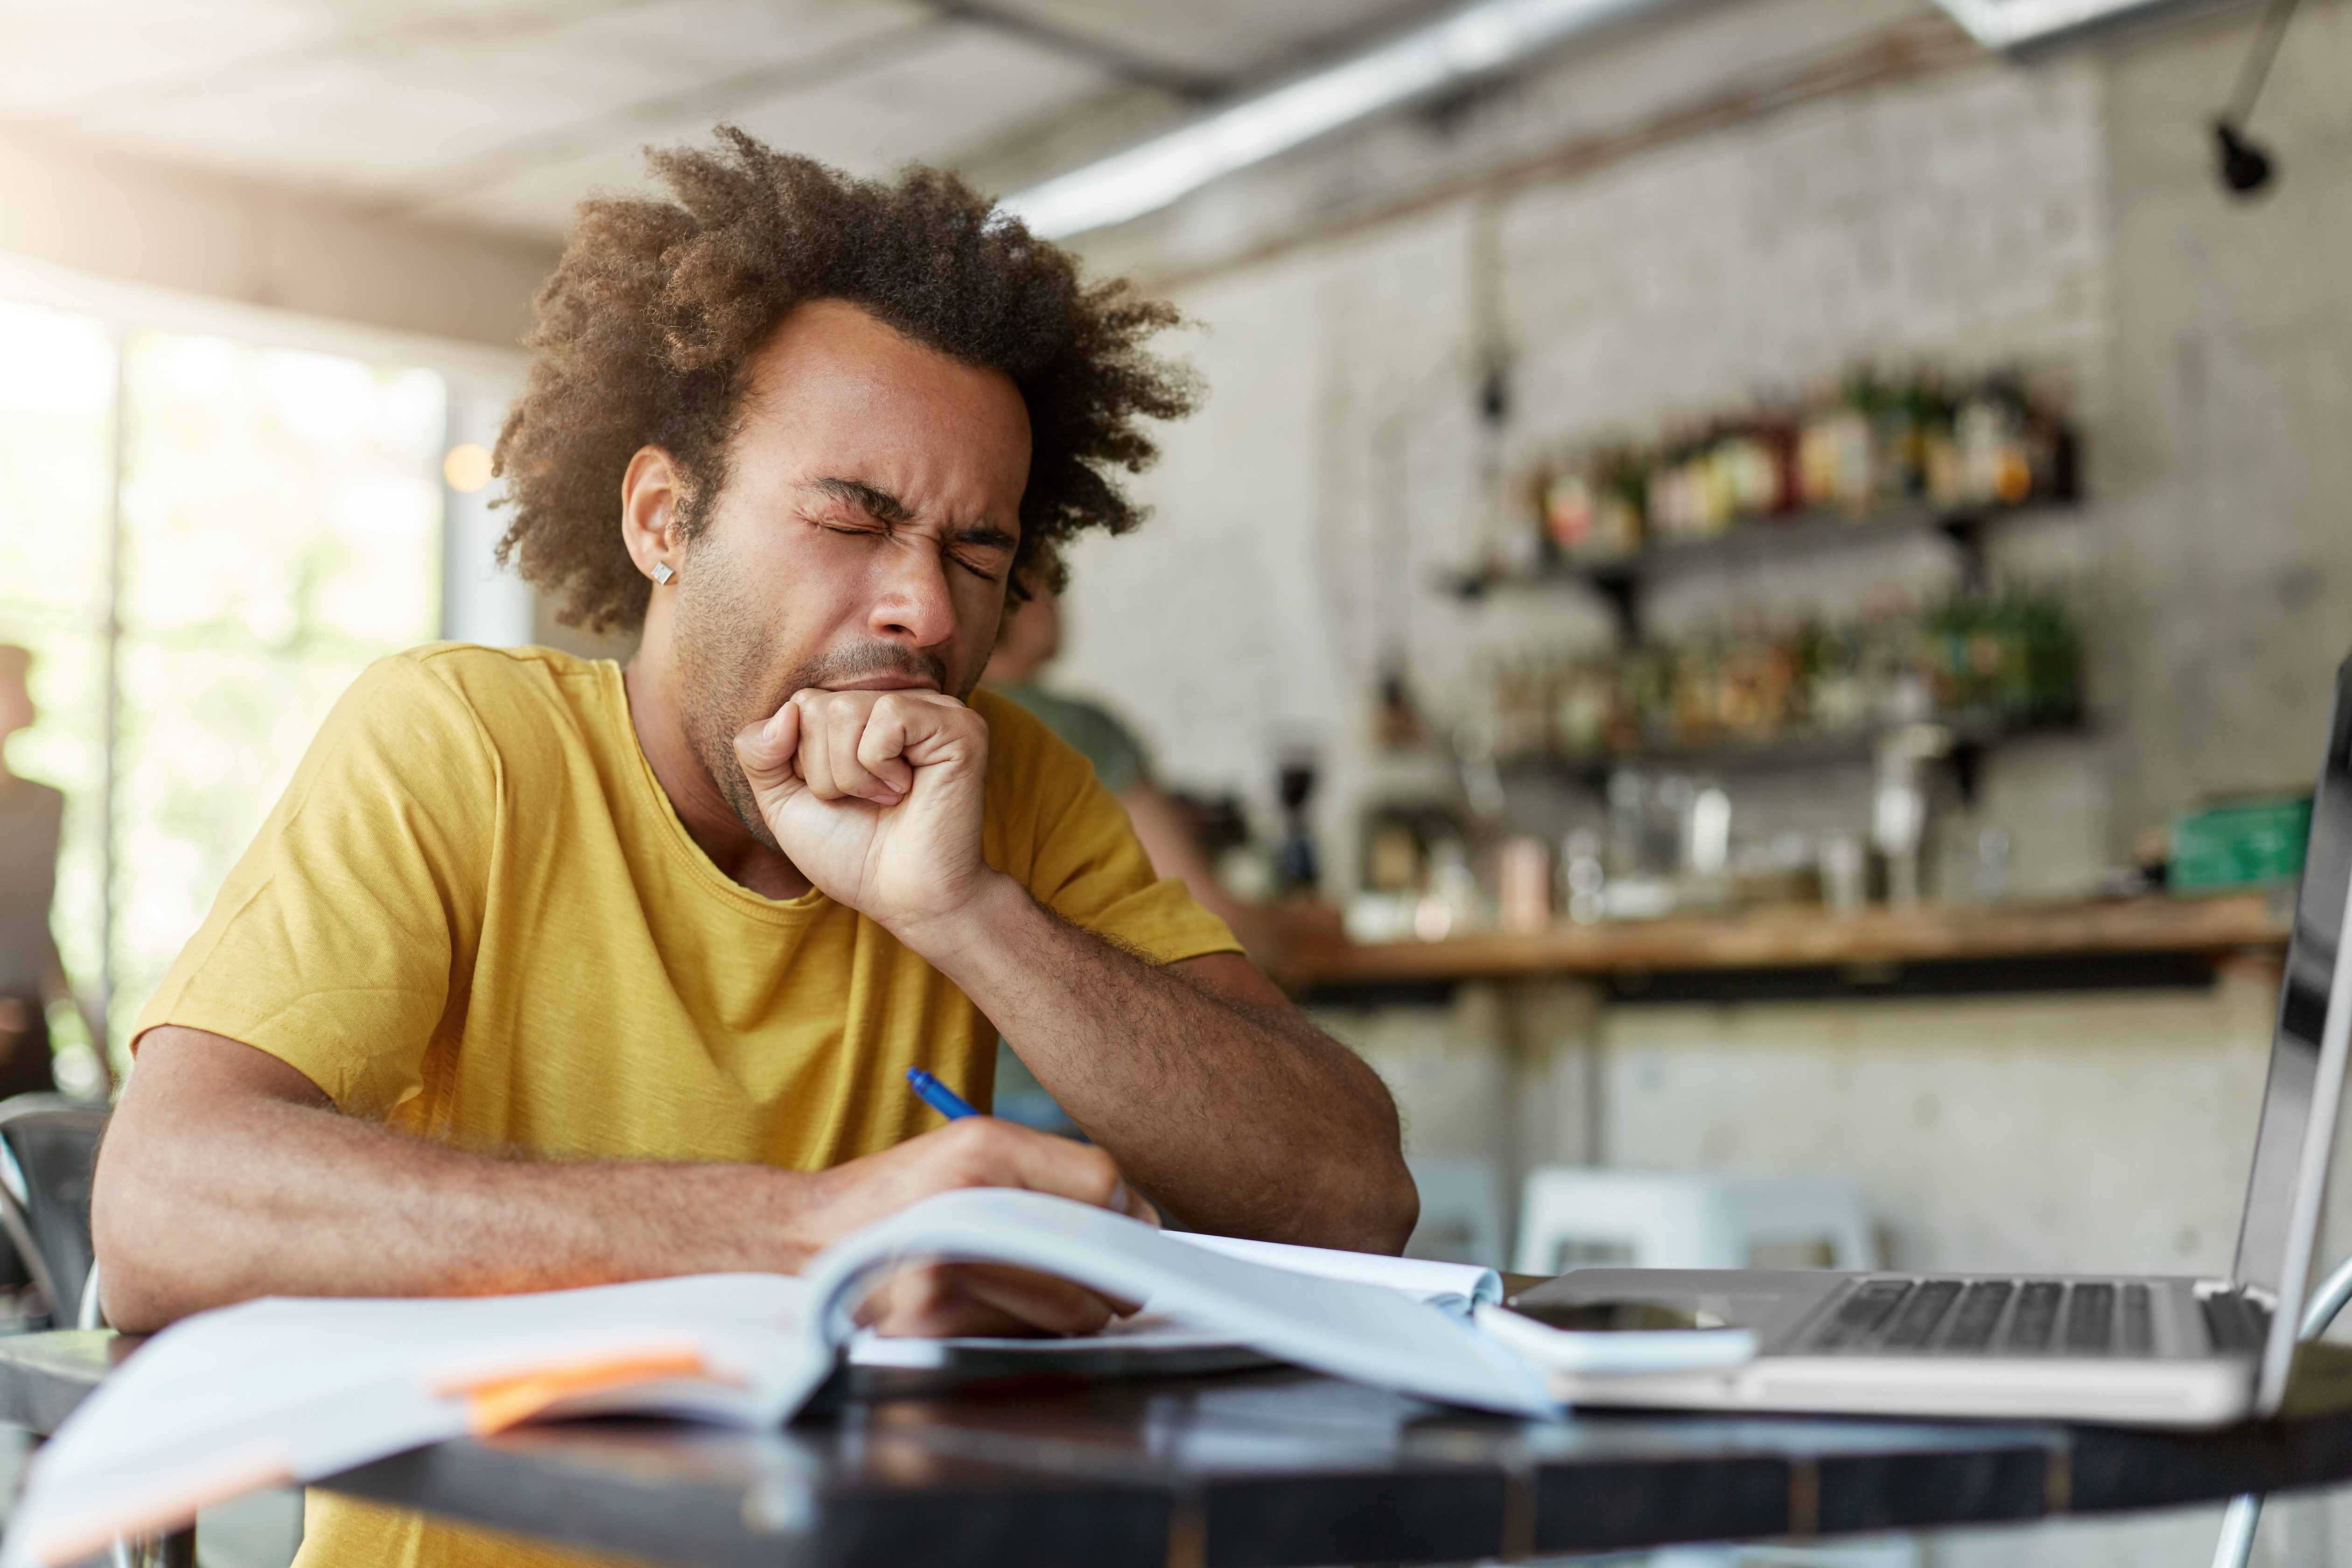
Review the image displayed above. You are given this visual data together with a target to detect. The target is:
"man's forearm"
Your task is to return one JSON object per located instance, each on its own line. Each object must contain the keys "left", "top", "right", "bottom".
{"left": 910, "top": 879, "right": 1415, "bottom": 1252}
{"left": 93, "top": 1029, "right": 812, "bottom": 1329}
{"left": 96, "top": 1026, "right": 1146, "bottom": 1332}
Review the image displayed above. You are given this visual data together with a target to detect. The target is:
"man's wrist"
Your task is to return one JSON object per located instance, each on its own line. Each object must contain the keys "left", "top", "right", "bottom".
{"left": 886, "top": 870, "right": 1033, "bottom": 970}
{"left": 753, "top": 1162, "right": 841, "bottom": 1276}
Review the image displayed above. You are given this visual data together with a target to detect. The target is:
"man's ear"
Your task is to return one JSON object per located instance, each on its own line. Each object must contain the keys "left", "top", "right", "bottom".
{"left": 620, "top": 446, "right": 689, "bottom": 582}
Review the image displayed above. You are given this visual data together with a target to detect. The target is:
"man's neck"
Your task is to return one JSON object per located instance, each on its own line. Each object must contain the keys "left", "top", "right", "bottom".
{"left": 621, "top": 655, "right": 813, "bottom": 903}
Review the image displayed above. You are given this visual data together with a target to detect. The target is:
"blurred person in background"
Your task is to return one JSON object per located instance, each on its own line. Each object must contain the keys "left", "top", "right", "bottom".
{"left": 982, "top": 585, "right": 1343, "bottom": 971}
{"left": 0, "top": 644, "right": 102, "bottom": 1101}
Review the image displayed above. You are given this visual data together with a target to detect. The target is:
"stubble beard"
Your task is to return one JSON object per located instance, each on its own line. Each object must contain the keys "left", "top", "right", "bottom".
{"left": 672, "top": 565, "right": 958, "bottom": 854}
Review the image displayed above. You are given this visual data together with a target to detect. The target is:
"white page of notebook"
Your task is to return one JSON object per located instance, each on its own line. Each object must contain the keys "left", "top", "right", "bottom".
{"left": 2, "top": 1275, "right": 823, "bottom": 1568}
{"left": 847, "top": 1310, "right": 1247, "bottom": 1367}
{"left": 1164, "top": 1232, "right": 1502, "bottom": 1310}
{"left": 852, "top": 1229, "right": 1503, "bottom": 1365}
{"left": 802, "top": 1189, "right": 1556, "bottom": 1419}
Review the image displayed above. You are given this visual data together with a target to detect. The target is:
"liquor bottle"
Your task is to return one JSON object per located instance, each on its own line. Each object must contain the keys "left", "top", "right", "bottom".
{"left": 1800, "top": 381, "right": 1874, "bottom": 513}
{"left": 1597, "top": 450, "right": 1647, "bottom": 558}
{"left": 1543, "top": 466, "right": 1596, "bottom": 555}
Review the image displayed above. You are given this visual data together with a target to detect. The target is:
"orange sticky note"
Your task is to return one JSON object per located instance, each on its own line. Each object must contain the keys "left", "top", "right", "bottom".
{"left": 455, "top": 1352, "right": 713, "bottom": 1435}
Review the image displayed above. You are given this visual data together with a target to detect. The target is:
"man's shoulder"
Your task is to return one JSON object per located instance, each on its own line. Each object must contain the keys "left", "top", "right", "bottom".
{"left": 399, "top": 641, "right": 615, "bottom": 700}
{"left": 370, "top": 643, "right": 619, "bottom": 735}
{"left": 307, "top": 644, "right": 627, "bottom": 798}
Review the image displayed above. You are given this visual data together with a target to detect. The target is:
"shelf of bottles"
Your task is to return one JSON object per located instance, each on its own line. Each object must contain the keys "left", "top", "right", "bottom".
{"left": 1485, "top": 593, "right": 2084, "bottom": 776}
{"left": 1454, "top": 368, "right": 2085, "bottom": 774}
{"left": 1451, "top": 369, "right": 2078, "bottom": 603}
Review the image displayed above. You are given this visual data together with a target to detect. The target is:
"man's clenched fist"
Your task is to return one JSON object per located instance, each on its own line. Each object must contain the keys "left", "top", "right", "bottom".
{"left": 733, "top": 687, "right": 1004, "bottom": 940}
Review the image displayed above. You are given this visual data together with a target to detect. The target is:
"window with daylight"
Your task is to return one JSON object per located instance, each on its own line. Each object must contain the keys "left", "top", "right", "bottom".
{"left": 0, "top": 299, "right": 448, "bottom": 1083}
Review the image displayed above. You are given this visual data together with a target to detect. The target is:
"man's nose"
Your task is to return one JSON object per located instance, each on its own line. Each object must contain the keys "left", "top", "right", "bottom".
{"left": 867, "top": 546, "right": 956, "bottom": 648}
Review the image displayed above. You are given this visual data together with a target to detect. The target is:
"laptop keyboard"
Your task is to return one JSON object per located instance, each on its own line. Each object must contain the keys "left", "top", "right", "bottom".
{"left": 1805, "top": 1278, "right": 2179, "bottom": 1356}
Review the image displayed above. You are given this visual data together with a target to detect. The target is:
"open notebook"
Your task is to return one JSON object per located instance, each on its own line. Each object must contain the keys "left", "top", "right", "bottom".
{"left": 0, "top": 1189, "right": 1751, "bottom": 1568}
{"left": 845, "top": 1228, "right": 1505, "bottom": 1372}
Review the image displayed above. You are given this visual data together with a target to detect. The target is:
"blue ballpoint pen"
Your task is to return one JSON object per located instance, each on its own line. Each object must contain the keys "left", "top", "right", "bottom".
{"left": 905, "top": 1065, "right": 980, "bottom": 1121}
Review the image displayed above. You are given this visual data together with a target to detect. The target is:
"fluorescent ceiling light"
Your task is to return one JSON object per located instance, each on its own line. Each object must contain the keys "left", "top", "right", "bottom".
{"left": 1929, "top": 0, "right": 2199, "bottom": 49}
{"left": 1001, "top": 0, "right": 1666, "bottom": 238}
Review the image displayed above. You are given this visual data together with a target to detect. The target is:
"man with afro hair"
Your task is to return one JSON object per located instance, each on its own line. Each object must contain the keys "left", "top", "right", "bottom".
{"left": 93, "top": 130, "right": 1415, "bottom": 1568}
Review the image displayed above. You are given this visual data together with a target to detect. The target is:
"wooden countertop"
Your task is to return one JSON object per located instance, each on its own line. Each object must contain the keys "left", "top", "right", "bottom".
{"left": 1281, "top": 892, "right": 2289, "bottom": 985}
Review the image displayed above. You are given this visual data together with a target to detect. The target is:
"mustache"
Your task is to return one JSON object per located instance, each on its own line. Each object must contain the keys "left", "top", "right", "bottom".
{"left": 781, "top": 642, "right": 947, "bottom": 697}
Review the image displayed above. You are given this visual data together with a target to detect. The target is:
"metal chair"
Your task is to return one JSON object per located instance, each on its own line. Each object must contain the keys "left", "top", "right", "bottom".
{"left": 2210, "top": 1252, "right": 2352, "bottom": 1568}
{"left": 0, "top": 1093, "right": 108, "bottom": 1331}
{"left": 0, "top": 1097, "right": 197, "bottom": 1568}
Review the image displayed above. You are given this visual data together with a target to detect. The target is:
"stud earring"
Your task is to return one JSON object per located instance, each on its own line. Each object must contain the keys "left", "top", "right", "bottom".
{"left": 651, "top": 562, "right": 674, "bottom": 586}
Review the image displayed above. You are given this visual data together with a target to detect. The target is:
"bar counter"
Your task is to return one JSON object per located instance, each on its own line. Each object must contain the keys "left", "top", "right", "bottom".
{"left": 1281, "top": 893, "right": 2289, "bottom": 989}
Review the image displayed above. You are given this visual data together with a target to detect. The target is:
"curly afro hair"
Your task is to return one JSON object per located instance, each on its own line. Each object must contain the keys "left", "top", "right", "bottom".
{"left": 493, "top": 126, "right": 1198, "bottom": 633}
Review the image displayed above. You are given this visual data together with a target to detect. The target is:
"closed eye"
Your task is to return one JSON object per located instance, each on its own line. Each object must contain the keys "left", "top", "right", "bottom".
{"left": 819, "top": 522, "right": 1000, "bottom": 582}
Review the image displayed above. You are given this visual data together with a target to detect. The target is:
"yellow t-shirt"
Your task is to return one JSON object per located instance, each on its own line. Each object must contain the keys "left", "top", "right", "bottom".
{"left": 134, "top": 642, "right": 1239, "bottom": 1568}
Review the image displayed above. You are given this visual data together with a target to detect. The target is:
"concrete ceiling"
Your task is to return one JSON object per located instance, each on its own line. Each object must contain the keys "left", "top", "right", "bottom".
{"left": 0, "top": 0, "right": 1451, "bottom": 243}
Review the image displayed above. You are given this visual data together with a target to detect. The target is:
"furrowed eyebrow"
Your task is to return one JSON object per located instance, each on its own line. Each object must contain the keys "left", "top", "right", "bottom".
{"left": 952, "top": 523, "right": 1018, "bottom": 553}
{"left": 807, "top": 476, "right": 1016, "bottom": 554}
{"left": 808, "top": 476, "right": 913, "bottom": 524}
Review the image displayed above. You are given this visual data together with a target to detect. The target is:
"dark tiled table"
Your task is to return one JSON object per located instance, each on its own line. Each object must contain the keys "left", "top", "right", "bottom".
{"left": 7, "top": 1331, "right": 2352, "bottom": 1566}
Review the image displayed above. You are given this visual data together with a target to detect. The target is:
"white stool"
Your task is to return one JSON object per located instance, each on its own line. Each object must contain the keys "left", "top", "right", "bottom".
{"left": 1513, "top": 1167, "right": 1876, "bottom": 1279}
{"left": 1518, "top": 1170, "right": 1904, "bottom": 1568}
{"left": 1402, "top": 1154, "right": 1507, "bottom": 1269}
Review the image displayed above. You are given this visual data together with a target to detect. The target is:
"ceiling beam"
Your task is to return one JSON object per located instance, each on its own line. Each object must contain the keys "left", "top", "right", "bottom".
{"left": 1142, "top": 15, "right": 1982, "bottom": 291}
{"left": 1929, "top": 0, "right": 2253, "bottom": 49}
{"left": 1001, "top": 0, "right": 1676, "bottom": 238}
{"left": 920, "top": 2, "right": 1228, "bottom": 101}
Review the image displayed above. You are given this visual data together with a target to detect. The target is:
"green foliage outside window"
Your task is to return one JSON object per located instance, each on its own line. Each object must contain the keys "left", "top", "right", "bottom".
{"left": 0, "top": 300, "right": 445, "bottom": 1080}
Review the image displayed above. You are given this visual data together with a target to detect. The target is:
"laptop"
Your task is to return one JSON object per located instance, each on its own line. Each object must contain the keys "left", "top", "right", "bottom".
{"left": 1512, "top": 654, "right": 2352, "bottom": 1428}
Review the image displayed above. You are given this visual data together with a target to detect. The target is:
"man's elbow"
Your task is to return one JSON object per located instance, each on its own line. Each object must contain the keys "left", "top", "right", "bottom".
{"left": 1290, "top": 1120, "right": 1417, "bottom": 1255}
{"left": 1299, "top": 1071, "right": 1418, "bottom": 1255}
{"left": 1344, "top": 1149, "right": 1420, "bottom": 1256}
{"left": 1355, "top": 1069, "right": 1421, "bottom": 1255}
{"left": 91, "top": 1252, "right": 178, "bottom": 1335}
{"left": 90, "top": 1135, "right": 210, "bottom": 1332}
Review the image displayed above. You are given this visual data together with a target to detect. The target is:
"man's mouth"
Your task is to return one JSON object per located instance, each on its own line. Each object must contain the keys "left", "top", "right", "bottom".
{"left": 772, "top": 643, "right": 951, "bottom": 707}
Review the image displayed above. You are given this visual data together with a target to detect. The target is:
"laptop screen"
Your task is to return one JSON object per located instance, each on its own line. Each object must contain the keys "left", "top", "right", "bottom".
{"left": 2230, "top": 656, "right": 2352, "bottom": 1316}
